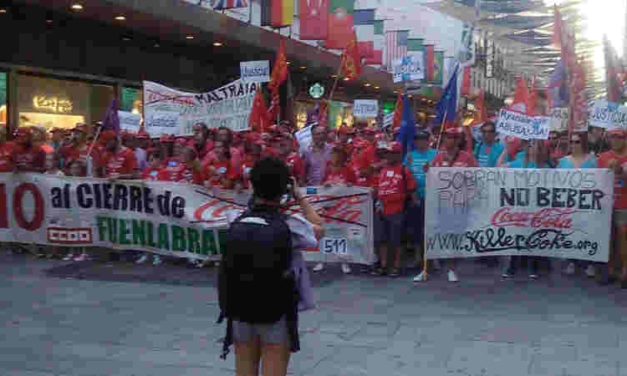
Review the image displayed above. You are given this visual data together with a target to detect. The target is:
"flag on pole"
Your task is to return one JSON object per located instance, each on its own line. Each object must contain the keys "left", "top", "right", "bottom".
{"left": 354, "top": 9, "right": 375, "bottom": 59}
{"left": 210, "top": 0, "right": 248, "bottom": 10}
{"left": 268, "top": 40, "right": 288, "bottom": 92}
{"left": 510, "top": 77, "right": 530, "bottom": 113}
{"left": 392, "top": 92, "right": 404, "bottom": 130}
{"left": 249, "top": 89, "right": 270, "bottom": 132}
{"left": 470, "top": 89, "right": 487, "bottom": 127}
{"left": 397, "top": 94, "right": 416, "bottom": 156}
{"left": 364, "top": 19, "right": 384, "bottom": 65}
{"left": 102, "top": 99, "right": 120, "bottom": 135}
{"left": 260, "top": 0, "right": 294, "bottom": 27}
{"left": 340, "top": 31, "right": 362, "bottom": 80}
{"left": 434, "top": 64, "right": 459, "bottom": 130}
{"left": 433, "top": 51, "right": 444, "bottom": 85}
{"left": 299, "top": 0, "right": 329, "bottom": 40}
{"left": 325, "top": 0, "right": 355, "bottom": 49}
{"left": 425, "top": 45, "right": 435, "bottom": 81}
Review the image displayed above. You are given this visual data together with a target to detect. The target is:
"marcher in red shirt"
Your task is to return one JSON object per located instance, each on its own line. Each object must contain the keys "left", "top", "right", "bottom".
{"left": 12, "top": 128, "right": 46, "bottom": 173}
{"left": 240, "top": 138, "right": 264, "bottom": 190}
{"left": 97, "top": 130, "right": 139, "bottom": 179}
{"left": 202, "top": 127, "right": 242, "bottom": 169}
{"left": 142, "top": 149, "right": 163, "bottom": 181}
{"left": 323, "top": 145, "right": 356, "bottom": 187}
{"left": 430, "top": 128, "right": 478, "bottom": 283}
{"left": 191, "top": 122, "right": 214, "bottom": 160}
{"left": 349, "top": 138, "right": 377, "bottom": 187}
{"left": 597, "top": 129, "right": 627, "bottom": 288}
{"left": 276, "top": 134, "right": 306, "bottom": 185}
{"left": 204, "top": 140, "right": 241, "bottom": 189}
{"left": 371, "top": 141, "right": 417, "bottom": 277}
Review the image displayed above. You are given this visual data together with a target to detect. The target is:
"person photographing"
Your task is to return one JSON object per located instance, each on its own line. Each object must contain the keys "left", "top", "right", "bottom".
{"left": 218, "top": 158, "right": 324, "bottom": 376}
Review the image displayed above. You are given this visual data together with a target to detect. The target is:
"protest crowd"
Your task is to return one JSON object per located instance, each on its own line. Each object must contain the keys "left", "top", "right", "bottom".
{"left": 3, "top": 109, "right": 627, "bottom": 288}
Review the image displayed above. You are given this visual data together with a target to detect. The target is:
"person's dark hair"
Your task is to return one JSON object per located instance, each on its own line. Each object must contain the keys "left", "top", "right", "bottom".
{"left": 250, "top": 158, "right": 290, "bottom": 201}
{"left": 217, "top": 126, "right": 233, "bottom": 144}
{"left": 481, "top": 121, "right": 496, "bottom": 132}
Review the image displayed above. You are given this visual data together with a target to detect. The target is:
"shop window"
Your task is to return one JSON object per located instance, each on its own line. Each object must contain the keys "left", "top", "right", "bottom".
{"left": 121, "top": 87, "right": 142, "bottom": 114}
{"left": 16, "top": 74, "right": 114, "bottom": 130}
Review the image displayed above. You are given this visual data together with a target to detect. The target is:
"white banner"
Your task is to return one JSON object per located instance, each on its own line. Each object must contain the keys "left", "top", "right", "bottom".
{"left": 392, "top": 53, "right": 425, "bottom": 83}
{"left": 143, "top": 80, "right": 257, "bottom": 136}
{"left": 0, "top": 174, "right": 374, "bottom": 264}
{"left": 118, "top": 111, "right": 142, "bottom": 133}
{"left": 240, "top": 60, "right": 270, "bottom": 83}
{"left": 353, "top": 99, "right": 379, "bottom": 118}
{"left": 549, "top": 107, "right": 569, "bottom": 132}
{"left": 295, "top": 125, "right": 313, "bottom": 154}
{"left": 588, "top": 100, "right": 627, "bottom": 130}
{"left": 496, "top": 109, "right": 550, "bottom": 140}
{"left": 425, "top": 168, "right": 613, "bottom": 262}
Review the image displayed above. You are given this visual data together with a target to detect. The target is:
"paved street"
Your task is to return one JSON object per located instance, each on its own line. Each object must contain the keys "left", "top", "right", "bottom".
{"left": 2, "top": 253, "right": 627, "bottom": 376}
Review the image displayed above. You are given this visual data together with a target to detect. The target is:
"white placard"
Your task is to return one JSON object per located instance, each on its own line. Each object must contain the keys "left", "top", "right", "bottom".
{"left": 392, "top": 53, "right": 425, "bottom": 83}
{"left": 496, "top": 109, "right": 550, "bottom": 140}
{"left": 588, "top": 100, "right": 627, "bottom": 130}
{"left": 353, "top": 99, "right": 379, "bottom": 119}
{"left": 425, "top": 167, "right": 613, "bottom": 262}
{"left": 143, "top": 79, "right": 257, "bottom": 136}
{"left": 549, "top": 107, "right": 569, "bottom": 132}
{"left": 118, "top": 111, "right": 142, "bottom": 133}
{"left": 240, "top": 60, "right": 270, "bottom": 83}
{"left": 295, "top": 125, "right": 313, "bottom": 153}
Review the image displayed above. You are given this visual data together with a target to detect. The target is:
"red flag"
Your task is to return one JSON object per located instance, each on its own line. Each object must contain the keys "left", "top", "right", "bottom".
{"left": 364, "top": 50, "right": 382, "bottom": 65}
{"left": 425, "top": 45, "right": 435, "bottom": 81}
{"left": 267, "top": 90, "right": 280, "bottom": 124}
{"left": 528, "top": 78, "right": 538, "bottom": 116}
{"left": 318, "top": 101, "right": 329, "bottom": 128}
{"left": 341, "top": 32, "right": 362, "bottom": 81}
{"left": 249, "top": 89, "right": 270, "bottom": 132}
{"left": 552, "top": 5, "right": 563, "bottom": 48}
{"left": 325, "top": 0, "right": 355, "bottom": 50}
{"left": 510, "top": 77, "right": 530, "bottom": 114}
{"left": 299, "top": 0, "right": 329, "bottom": 40}
{"left": 470, "top": 89, "right": 487, "bottom": 127}
{"left": 392, "top": 92, "right": 404, "bottom": 129}
{"left": 358, "top": 41, "right": 374, "bottom": 59}
{"left": 571, "top": 60, "right": 587, "bottom": 131}
{"left": 268, "top": 40, "right": 288, "bottom": 92}
{"left": 461, "top": 66, "right": 472, "bottom": 97}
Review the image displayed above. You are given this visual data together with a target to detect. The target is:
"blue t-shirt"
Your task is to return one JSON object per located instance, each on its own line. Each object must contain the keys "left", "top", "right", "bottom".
{"left": 404, "top": 148, "right": 438, "bottom": 199}
{"left": 556, "top": 155, "right": 598, "bottom": 169}
{"left": 474, "top": 141, "right": 505, "bottom": 168}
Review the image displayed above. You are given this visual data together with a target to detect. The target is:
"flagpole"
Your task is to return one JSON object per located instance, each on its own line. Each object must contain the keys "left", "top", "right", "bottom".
{"left": 327, "top": 54, "right": 345, "bottom": 103}
{"left": 435, "top": 110, "right": 447, "bottom": 150}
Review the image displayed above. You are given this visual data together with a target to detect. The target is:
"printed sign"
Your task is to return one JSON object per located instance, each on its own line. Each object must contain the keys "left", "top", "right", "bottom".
{"left": 143, "top": 79, "right": 257, "bottom": 136}
{"left": 118, "top": 111, "right": 142, "bottom": 133}
{"left": 295, "top": 125, "right": 313, "bottom": 153}
{"left": 0, "top": 174, "right": 374, "bottom": 264}
{"left": 353, "top": 99, "right": 379, "bottom": 118}
{"left": 588, "top": 100, "right": 627, "bottom": 130}
{"left": 392, "top": 54, "right": 425, "bottom": 83}
{"left": 425, "top": 168, "right": 613, "bottom": 262}
{"left": 549, "top": 108, "right": 569, "bottom": 132}
{"left": 496, "top": 109, "right": 550, "bottom": 140}
{"left": 240, "top": 60, "right": 270, "bottom": 83}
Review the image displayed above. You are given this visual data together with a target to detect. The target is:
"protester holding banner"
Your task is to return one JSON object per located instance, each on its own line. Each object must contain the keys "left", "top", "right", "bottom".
{"left": 191, "top": 122, "right": 214, "bottom": 160}
{"left": 598, "top": 129, "right": 627, "bottom": 288}
{"left": 12, "top": 127, "right": 46, "bottom": 173}
{"left": 202, "top": 127, "right": 243, "bottom": 170}
{"left": 372, "top": 142, "right": 417, "bottom": 277}
{"left": 204, "top": 140, "right": 241, "bottom": 190}
{"left": 424, "top": 128, "right": 478, "bottom": 282}
{"left": 97, "top": 130, "right": 139, "bottom": 179}
{"left": 474, "top": 121, "right": 504, "bottom": 168}
{"left": 557, "top": 132, "right": 598, "bottom": 278}
{"left": 275, "top": 133, "right": 306, "bottom": 185}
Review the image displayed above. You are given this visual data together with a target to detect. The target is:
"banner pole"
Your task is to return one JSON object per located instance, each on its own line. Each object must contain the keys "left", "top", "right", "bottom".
{"left": 327, "top": 54, "right": 345, "bottom": 104}
{"left": 435, "top": 109, "right": 448, "bottom": 150}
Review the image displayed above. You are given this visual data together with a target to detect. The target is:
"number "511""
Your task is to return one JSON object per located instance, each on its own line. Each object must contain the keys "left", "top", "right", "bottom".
{"left": 322, "top": 238, "right": 347, "bottom": 254}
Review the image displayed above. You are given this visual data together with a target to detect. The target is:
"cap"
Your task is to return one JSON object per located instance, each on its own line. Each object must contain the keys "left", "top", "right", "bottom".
{"left": 100, "top": 130, "right": 118, "bottom": 143}
{"left": 415, "top": 130, "right": 430, "bottom": 140}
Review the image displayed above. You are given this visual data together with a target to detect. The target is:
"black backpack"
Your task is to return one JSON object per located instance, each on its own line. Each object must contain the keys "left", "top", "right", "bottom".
{"left": 218, "top": 206, "right": 295, "bottom": 324}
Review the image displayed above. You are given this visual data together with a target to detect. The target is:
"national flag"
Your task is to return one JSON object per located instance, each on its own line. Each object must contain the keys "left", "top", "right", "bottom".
{"left": 434, "top": 64, "right": 459, "bottom": 130}
{"left": 354, "top": 9, "right": 375, "bottom": 59}
{"left": 267, "top": 89, "right": 280, "bottom": 123}
{"left": 268, "top": 40, "right": 288, "bottom": 92}
{"left": 260, "top": 0, "right": 294, "bottom": 27}
{"left": 102, "top": 99, "right": 120, "bottom": 135}
{"left": 425, "top": 45, "right": 435, "bottom": 81}
{"left": 461, "top": 66, "right": 471, "bottom": 96}
{"left": 397, "top": 95, "right": 416, "bottom": 156}
{"left": 299, "top": 0, "right": 329, "bottom": 40}
{"left": 385, "top": 30, "right": 408, "bottom": 71}
{"left": 470, "top": 89, "right": 487, "bottom": 127}
{"left": 392, "top": 92, "right": 404, "bottom": 130}
{"left": 249, "top": 89, "right": 270, "bottom": 132}
{"left": 340, "top": 31, "right": 362, "bottom": 80}
{"left": 364, "top": 19, "right": 384, "bottom": 65}
{"left": 210, "top": 0, "right": 248, "bottom": 10}
{"left": 571, "top": 59, "right": 587, "bottom": 131}
{"left": 552, "top": 5, "right": 564, "bottom": 49}
{"left": 510, "top": 77, "right": 530, "bottom": 114}
{"left": 548, "top": 59, "right": 568, "bottom": 108}
{"left": 604, "top": 36, "right": 623, "bottom": 102}
{"left": 432, "top": 51, "right": 444, "bottom": 85}
{"left": 326, "top": 0, "right": 355, "bottom": 50}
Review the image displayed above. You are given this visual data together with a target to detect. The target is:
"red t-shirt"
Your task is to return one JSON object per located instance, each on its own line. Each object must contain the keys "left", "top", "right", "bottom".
{"left": 323, "top": 165, "right": 356, "bottom": 186}
{"left": 158, "top": 158, "right": 204, "bottom": 185}
{"left": 376, "top": 165, "right": 417, "bottom": 216}
{"left": 205, "top": 159, "right": 241, "bottom": 189}
{"left": 142, "top": 167, "right": 161, "bottom": 181}
{"left": 598, "top": 150, "right": 627, "bottom": 210}
{"left": 12, "top": 144, "right": 46, "bottom": 172}
{"left": 99, "top": 147, "right": 138, "bottom": 178}
{"left": 0, "top": 142, "right": 15, "bottom": 173}
{"left": 432, "top": 150, "right": 478, "bottom": 167}
{"left": 285, "top": 153, "right": 306, "bottom": 182}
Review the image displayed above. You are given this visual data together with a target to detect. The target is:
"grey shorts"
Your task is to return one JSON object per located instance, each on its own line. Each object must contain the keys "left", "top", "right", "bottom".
{"left": 232, "top": 316, "right": 289, "bottom": 345}
{"left": 374, "top": 213, "right": 405, "bottom": 247}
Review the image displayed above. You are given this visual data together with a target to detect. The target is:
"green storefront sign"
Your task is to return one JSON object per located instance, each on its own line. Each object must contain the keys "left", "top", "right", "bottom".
{"left": 0, "top": 72, "right": 6, "bottom": 107}
{"left": 121, "top": 87, "right": 141, "bottom": 112}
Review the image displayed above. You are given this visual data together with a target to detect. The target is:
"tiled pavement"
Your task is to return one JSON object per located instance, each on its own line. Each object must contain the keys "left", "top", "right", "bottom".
{"left": 1, "top": 254, "right": 627, "bottom": 376}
